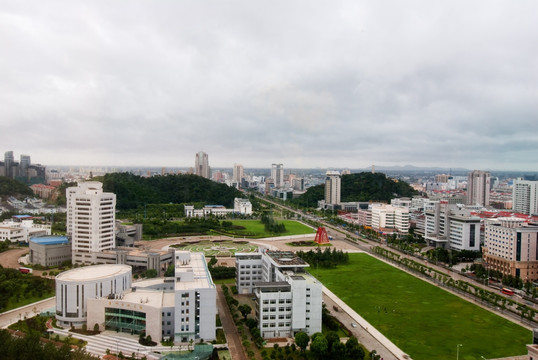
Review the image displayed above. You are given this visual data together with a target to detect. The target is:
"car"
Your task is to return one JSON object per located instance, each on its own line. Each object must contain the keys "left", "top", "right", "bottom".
{"left": 351, "top": 322, "right": 357, "bottom": 328}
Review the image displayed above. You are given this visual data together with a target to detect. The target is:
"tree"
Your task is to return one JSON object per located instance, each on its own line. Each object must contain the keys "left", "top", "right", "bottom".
{"left": 310, "top": 334, "right": 328, "bottom": 360}
{"left": 330, "top": 341, "right": 347, "bottom": 360}
{"left": 345, "top": 337, "right": 364, "bottom": 360}
{"left": 238, "top": 304, "right": 252, "bottom": 320}
{"left": 325, "top": 331, "right": 340, "bottom": 351}
{"left": 294, "top": 331, "right": 309, "bottom": 352}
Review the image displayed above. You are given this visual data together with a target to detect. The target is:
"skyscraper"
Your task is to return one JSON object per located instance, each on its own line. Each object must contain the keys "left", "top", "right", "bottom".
{"left": 466, "top": 170, "right": 491, "bottom": 206}
{"left": 324, "top": 171, "right": 341, "bottom": 205}
{"left": 233, "top": 163, "right": 244, "bottom": 184}
{"left": 271, "top": 163, "right": 284, "bottom": 188}
{"left": 67, "top": 182, "right": 116, "bottom": 265}
{"left": 4, "top": 151, "right": 14, "bottom": 178}
{"left": 512, "top": 178, "right": 538, "bottom": 215}
{"left": 195, "top": 151, "right": 210, "bottom": 179}
{"left": 19, "top": 154, "right": 30, "bottom": 178}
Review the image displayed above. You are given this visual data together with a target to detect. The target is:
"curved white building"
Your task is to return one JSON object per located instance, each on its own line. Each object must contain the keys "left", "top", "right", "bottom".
{"left": 56, "top": 264, "right": 131, "bottom": 328}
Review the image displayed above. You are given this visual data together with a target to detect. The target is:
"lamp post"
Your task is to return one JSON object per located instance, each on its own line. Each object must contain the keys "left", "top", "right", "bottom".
{"left": 457, "top": 344, "right": 463, "bottom": 360}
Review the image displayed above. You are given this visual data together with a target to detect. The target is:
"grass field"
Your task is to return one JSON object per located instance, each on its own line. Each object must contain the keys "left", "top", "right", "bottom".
{"left": 314, "top": 253, "right": 531, "bottom": 360}
{"left": 218, "top": 220, "right": 315, "bottom": 238}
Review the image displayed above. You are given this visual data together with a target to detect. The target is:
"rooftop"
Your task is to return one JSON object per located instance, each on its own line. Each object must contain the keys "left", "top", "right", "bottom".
{"left": 30, "top": 236, "right": 69, "bottom": 245}
{"left": 265, "top": 250, "right": 308, "bottom": 267}
{"left": 56, "top": 264, "right": 131, "bottom": 282}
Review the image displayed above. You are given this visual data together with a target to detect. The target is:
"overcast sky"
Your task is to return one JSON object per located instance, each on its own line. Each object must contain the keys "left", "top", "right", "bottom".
{"left": 1, "top": 1, "right": 537, "bottom": 170}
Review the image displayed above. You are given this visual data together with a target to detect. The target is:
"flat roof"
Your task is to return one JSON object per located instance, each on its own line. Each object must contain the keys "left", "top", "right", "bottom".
{"left": 265, "top": 250, "right": 308, "bottom": 266}
{"left": 30, "top": 236, "right": 69, "bottom": 245}
{"left": 56, "top": 264, "right": 131, "bottom": 282}
{"left": 175, "top": 252, "right": 214, "bottom": 291}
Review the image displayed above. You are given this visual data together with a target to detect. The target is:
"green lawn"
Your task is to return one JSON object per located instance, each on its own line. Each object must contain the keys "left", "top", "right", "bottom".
{"left": 223, "top": 220, "right": 315, "bottom": 238}
{"left": 314, "top": 253, "right": 531, "bottom": 360}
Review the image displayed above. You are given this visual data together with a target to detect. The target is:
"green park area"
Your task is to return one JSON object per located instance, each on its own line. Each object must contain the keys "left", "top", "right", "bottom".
{"left": 172, "top": 240, "right": 258, "bottom": 257}
{"left": 212, "top": 220, "right": 315, "bottom": 239}
{"left": 314, "top": 253, "right": 531, "bottom": 360}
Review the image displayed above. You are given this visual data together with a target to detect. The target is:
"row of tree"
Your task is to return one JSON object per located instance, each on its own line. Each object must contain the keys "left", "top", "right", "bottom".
{"left": 294, "top": 331, "right": 365, "bottom": 360}
{"left": 260, "top": 213, "right": 286, "bottom": 234}
{"left": 296, "top": 248, "right": 349, "bottom": 269}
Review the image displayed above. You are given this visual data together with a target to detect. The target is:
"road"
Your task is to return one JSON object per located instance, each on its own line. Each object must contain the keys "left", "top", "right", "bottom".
{"left": 216, "top": 286, "right": 248, "bottom": 360}
{"left": 0, "top": 297, "right": 56, "bottom": 329}
{"left": 0, "top": 247, "right": 29, "bottom": 269}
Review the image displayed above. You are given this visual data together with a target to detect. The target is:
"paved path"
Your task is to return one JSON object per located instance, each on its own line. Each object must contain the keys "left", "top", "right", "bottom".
{"left": 0, "top": 297, "right": 56, "bottom": 329}
{"left": 0, "top": 247, "right": 29, "bottom": 269}
{"left": 216, "top": 286, "right": 247, "bottom": 360}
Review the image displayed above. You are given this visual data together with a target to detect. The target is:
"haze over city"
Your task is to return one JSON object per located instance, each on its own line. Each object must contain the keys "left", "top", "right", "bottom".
{"left": 1, "top": 1, "right": 537, "bottom": 170}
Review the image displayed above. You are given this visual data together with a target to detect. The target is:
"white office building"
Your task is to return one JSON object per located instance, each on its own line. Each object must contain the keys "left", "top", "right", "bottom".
{"left": 62, "top": 251, "right": 216, "bottom": 343}
{"left": 512, "top": 178, "right": 538, "bottom": 215}
{"left": 424, "top": 202, "right": 480, "bottom": 251}
{"left": 56, "top": 264, "right": 132, "bottom": 328}
{"left": 67, "top": 182, "right": 116, "bottom": 265}
{"left": 370, "top": 204, "right": 409, "bottom": 234}
{"left": 324, "top": 171, "right": 341, "bottom": 205}
{"left": 235, "top": 250, "right": 322, "bottom": 338}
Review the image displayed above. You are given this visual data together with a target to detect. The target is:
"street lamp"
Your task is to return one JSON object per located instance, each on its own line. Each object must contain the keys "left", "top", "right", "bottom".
{"left": 457, "top": 344, "right": 463, "bottom": 360}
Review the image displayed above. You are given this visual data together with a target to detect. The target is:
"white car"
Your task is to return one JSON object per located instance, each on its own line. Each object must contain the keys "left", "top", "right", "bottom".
{"left": 351, "top": 322, "right": 357, "bottom": 328}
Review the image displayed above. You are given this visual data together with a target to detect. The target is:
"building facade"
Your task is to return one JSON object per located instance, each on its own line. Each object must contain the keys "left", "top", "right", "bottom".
{"left": 483, "top": 217, "right": 538, "bottom": 282}
{"left": 55, "top": 264, "right": 132, "bottom": 328}
{"left": 513, "top": 178, "right": 538, "bottom": 215}
{"left": 29, "top": 236, "right": 71, "bottom": 267}
{"left": 467, "top": 170, "right": 491, "bottom": 206}
{"left": 370, "top": 204, "right": 409, "bottom": 234}
{"left": 67, "top": 182, "right": 116, "bottom": 265}
{"left": 235, "top": 250, "right": 322, "bottom": 338}
{"left": 324, "top": 171, "right": 341, "bottom": 205}
{"left": 84, "top": 251, "right": 216, "bottom": 343}
{"left": 271, "top": 164, "right": 284, "bottom": 189}
{"left": 424, "top": 202, "right": 481, "bottom": 251}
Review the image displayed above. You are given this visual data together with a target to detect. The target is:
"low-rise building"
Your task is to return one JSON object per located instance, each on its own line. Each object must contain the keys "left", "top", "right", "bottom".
{"left": 29, "top": 236, "right": 71, "bottom": 267}
{"left": 235, "top": 249, "right": 322, "bottom": 338}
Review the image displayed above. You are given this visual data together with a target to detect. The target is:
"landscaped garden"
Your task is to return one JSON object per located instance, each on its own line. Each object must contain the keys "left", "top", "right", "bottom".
{"left": 314, "top": 253, "right": 531, "bottom": 360}
{"left": 171, "top": 240, "right": 258, "bottom": 257}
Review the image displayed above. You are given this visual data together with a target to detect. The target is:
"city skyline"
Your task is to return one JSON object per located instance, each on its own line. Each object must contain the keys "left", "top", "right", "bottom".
{"left": 1, "top": 1, "right": 538, "bottom": 170}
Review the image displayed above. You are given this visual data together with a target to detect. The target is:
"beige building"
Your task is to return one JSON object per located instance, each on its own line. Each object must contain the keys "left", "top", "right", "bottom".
{"left": 483, "top": 217, "right": 538, "bottom": 282}
{"left": 324, "top": 171, "right": 341, "bottom": 205}
{"left": 467, "top": 170, "right": 491, "bottom": 206}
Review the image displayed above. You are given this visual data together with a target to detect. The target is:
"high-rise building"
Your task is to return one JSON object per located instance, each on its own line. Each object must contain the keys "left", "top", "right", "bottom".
{"left": 194, "top": 151, "right": 210, "bottom": 179}
{"left": 19, "top": 154, "right": 30, "bottom": 178}
{"left": 233, "top": 163, "right": 244, "bottom": 184}
{"left": 324, "top": 171, "right": 341, "bottom": 205}
{"left": 483, "top": 217, "right": 538, "bottom": 281}
{"left": 4, "top": 151, "right": 14, "bottom": 178}
{"left": 271, "top": 164, "right": 284, "bottom": 188}
{"left": 67, "top": 182, "right": 116, "bottom": 265}
{"left": 512, "top": 178, "right": 538, "bottom": 215}
{"left": 466, "top": 170, "right": 491, "bottom": 206}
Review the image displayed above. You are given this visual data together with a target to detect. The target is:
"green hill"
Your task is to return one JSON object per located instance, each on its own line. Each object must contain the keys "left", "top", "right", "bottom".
{"left": 100, "top": 172, "right": 243, "bottom": 210}
{"left": 291, "top": 172, "right": 417, "bottom": 208}
{"left": 0, "top": 176, "right": 33, "bottom": 198}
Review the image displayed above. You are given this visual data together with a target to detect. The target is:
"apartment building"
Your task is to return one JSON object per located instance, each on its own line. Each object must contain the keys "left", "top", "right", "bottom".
{"left": 370, "top": 204, "right": 409, "bottom": 234}
{"left": 512, "top": 178, "right": 538, "bottom": 215}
